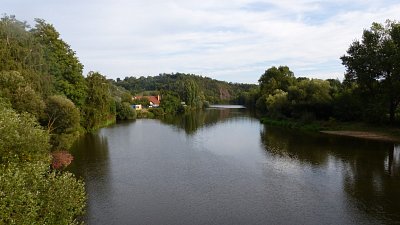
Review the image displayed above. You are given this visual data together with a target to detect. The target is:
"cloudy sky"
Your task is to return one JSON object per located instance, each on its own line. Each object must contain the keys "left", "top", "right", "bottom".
{"left": 3, "top": 0, "right": 400, "bottom": 83}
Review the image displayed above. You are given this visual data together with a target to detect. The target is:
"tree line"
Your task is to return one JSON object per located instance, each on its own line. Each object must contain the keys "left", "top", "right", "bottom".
{"left": 238, "top": 20, "right": 400, "bottom": 125}
{"left": 1, "top": 14, "right": 399, "bottom": 223}
{"left": 113, "top": 73, "right": 256, "bottom": 104}
{"left": 0, "top": 15, "right": 136, "bottom": 224}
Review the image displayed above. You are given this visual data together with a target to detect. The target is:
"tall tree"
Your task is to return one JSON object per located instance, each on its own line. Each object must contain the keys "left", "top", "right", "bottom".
{"left": 0, "top": 15, "right": 53, "bottom": 97}
{"left": 258, "top": 66, "right": 295, "bottom": 95}
{"left": 32, "top": 19, "right": 87, "bottom": 107}
{"left": 82, "top": 72, "right": 113, "bottom": 131}
{"left": 341, "top": 20, "right": 400, "bottom": 123}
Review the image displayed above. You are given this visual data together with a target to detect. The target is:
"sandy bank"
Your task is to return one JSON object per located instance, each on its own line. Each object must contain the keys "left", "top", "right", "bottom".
{"left": 320, "top": 130, "right": 399, "bottom": 143}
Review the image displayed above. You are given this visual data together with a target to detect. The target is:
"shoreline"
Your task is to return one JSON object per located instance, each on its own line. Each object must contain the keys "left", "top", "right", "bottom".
{"left": 320, "top": 130, "right": 400, "bottom": 143}
{"left": 260, "top": 117, "right": 400, "bottom": 143}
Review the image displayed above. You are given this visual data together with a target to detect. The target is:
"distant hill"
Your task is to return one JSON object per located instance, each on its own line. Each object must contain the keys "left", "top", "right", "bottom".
{"left": 113, "top": 73, "right": 257, "bottom": 103}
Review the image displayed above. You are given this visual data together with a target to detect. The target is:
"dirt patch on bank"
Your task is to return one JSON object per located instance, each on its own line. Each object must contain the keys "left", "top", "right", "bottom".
{"left": 320, "top": 130, "right": 399, "bottom": 143}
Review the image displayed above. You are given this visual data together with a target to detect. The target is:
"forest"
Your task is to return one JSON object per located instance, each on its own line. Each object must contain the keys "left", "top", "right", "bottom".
{"left": 114, "top": 73, "right": 256, "bottom": 104}
{"left": 237, "top": 20, "right": 400, "bottom": 126}
{"left": 0, "top": 13, "right": 399, "bottom": 223}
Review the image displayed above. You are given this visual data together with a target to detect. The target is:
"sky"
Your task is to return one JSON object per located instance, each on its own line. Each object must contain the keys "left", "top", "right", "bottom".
{"left": 3, "top": 0, "right": 400, "bottom": 83}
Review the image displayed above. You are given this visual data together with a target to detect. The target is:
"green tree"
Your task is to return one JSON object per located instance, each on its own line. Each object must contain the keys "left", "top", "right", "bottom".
{"left": 82, "top": 72, "right": 114, "bottom": 131}
{"left": 288, "top": 79, "right": 333, "bottom": 120}
{"left": 0, "top": 71, "right": 45, "bottom": 118}
{"left": 0, "top": 99, "right": 49, "bottom": 163}
{"left": 32, "top": 19, "right": 87, "bottom": 107}
{"left": 179, "top": 78, "right": 204, "bottom": 108}
{"left": 341, "top": 20, "right": 400, "bottom": 123}
{"left": 0, "top": 15, "right": 53, "bottom": 97}
{"left": 0, "top": 162, "right": 86, "bottom": 225}
{"left": 258, "top": 66, "right": 295, "bottom": 95}
{"left": 160, "top": 92, "right": 183, "bottom": 114}
{"left": 0, "top": 99, "right": 86, "bottom": 224}
{"left": 266, "top": 89, "right": 289, "bottom": 118}
{"left": 116, "top": 101, "right": 136, "bottom": 120}
{"left": 45, "top": 95, "right": 81, "bottom": 150}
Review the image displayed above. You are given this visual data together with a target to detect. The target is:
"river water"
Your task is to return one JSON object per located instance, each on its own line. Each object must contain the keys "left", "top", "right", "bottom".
{"left": 69, "top": 107, "right": 400, "bottom": 225}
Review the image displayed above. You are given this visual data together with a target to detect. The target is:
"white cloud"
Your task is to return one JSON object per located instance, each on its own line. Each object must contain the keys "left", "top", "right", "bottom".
{"left": 3, "top": 0, "right": 400, "bottom": 83}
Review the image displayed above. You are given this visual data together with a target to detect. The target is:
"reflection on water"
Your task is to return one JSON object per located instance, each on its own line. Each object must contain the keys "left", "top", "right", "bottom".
{"left": 69, "top": 133, "right": 113, "bottom": 222}
{"left": 388, "top": 145, "right": 400, "bottom": 176}
{"left": 161, "top": 108, "right": 252, "bottom": 134}
{"left": 70, "top": 107, "right": 400, "bottom": 225}
{"left": 261, "top": 126, "right": 400, "bottom": 223}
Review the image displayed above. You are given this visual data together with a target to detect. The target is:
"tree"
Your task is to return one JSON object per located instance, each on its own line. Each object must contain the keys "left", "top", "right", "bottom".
{"left": 0, "top": 15, "right": 53, "bottom": 97}
{"left": 0, "top": 98, "right": 49, "bottom": 163}
{"left": 0, "top": 71, "right": 45, "bottom": 118}
{"left": 0, "top": 98, "right": 86, "bottom": 224}
{"left": 287, "top": 79, "right": 333, "bottom": 120}
{"left": 0, "top": 162, "right": 86, "bottom": 225}
{"left": 160, "top": 92, "right": 183, "bottom": 114}
{"left": 258, "top": 66, "right": 295, "bottom": 95}
{"left": 341, "top": 20, "right": 400, "bottom": 123}
{"left": 116, "top": 101, "right": 136, "bottom": 120}
{"left": 179, "top": 78, "right": 204, "bottom": 108}
{"left": 45, "top": 95, "right": 81, "bottom": 150}
{"left": 32, "top": 19, "right": 87, "bottom": 107}
{"left": 266, "top": 89, "right": 289, "bottom": 118}
{"left": 82, "top": 72, "right": 113, "bottom": 131}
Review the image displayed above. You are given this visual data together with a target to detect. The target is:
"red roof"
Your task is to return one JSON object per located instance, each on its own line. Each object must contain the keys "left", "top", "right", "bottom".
{"left": 135, "top": 96, "right": 160, "bottom": 105}
{"left": 146, "top": 96, "right": 160, "bottom": 105}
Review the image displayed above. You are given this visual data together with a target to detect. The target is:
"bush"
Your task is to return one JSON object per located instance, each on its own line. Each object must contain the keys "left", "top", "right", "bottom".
{"left": 0, "top": 99, "right": 49, "bottom": 163}
{"left": 0, "top": 162, "right": 86, "bottom": 225}
{"left": 148, "top": 107, "right": 164, "bottom": 117}
{"left": 0, "top": 99, "right": 86, "bottom": 224}
{"left": 0, "top": 71, "right": 45, "bottom": 118}
{"left": 116, "top": 101, "right": 136, "bottom": 120}
{"left": 45, "top": 95, "right": 81, "bottom": 150}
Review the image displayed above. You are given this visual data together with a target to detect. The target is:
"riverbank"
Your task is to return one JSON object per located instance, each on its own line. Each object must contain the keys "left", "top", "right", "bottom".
{"left": 320, "top": 131, "right": 398, "bottom": 142}
{"left": 260, "top": 117, "right": 400, "bottom": 143}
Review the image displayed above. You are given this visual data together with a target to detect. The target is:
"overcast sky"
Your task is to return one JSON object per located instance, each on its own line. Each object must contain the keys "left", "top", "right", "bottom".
{"left": 3, "top": 0, "right": 400, "bottom": 83}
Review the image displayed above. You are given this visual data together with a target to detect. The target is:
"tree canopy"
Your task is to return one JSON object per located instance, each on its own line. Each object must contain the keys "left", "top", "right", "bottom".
{"left": 341, "top": 20, "right": 400, "bottom": 123}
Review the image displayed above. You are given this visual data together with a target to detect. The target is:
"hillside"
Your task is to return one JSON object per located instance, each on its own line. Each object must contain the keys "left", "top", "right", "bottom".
{"left": 113, "top": 73, "right": 257, "bottom": 104}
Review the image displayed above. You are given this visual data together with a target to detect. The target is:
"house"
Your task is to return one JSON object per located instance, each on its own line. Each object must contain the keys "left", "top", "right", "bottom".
{"left": 133, "top": 95, "right": 161, "bottom": 108}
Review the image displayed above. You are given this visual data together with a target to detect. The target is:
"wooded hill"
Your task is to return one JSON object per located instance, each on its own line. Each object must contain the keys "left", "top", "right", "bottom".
{"left": 113, "top": 73, "right": 257, "bottom": 104}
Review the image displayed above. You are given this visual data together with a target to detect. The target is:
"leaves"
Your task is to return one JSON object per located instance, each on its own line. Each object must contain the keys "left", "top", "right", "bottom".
{"left": 0, "top": 162, "right": 86, "bottom": 225}
{"left": 0, "top": 99, "right": 49, "bottom": 164}
{"left": 341, "top": 20, "right": 400, "bottom": 122}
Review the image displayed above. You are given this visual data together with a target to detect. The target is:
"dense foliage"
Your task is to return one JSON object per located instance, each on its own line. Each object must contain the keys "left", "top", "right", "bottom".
{"left": 0, "top": 15, "right": 134, "bottom": 223}
{"left": 0, "top": 15, "right": 135, "bottom": 133}
{"left": 114, "top": 73, "right": 256, "bottom": 105}
{"left": 250, "top": 21, "right": 400, "bottom": 125}
{"left": 0, "top": 100, "right": 85, "bottom": 224}
{"left": 341, "top": 20, "right": 400, "bottom": 123}
{"left": 1, "top": 13, "right": 399, "bottom": 223}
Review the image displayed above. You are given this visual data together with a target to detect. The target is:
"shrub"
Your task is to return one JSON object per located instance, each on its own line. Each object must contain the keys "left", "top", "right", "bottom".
{"left": 45, "top": 95, "right": 81, "bottom": 150}
{"left": 0, "top": 99, "right": 49, "bottom": 163}
{"left": 116, "top": 101, "right": 136, "bottom": 120}
{"left": 0, "top": 162, "right": 86, "bottom": 225}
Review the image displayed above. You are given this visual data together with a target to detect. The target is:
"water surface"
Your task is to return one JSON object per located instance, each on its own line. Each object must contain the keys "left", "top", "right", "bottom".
{"left": 70, "top": 107, "right": 400, "bottom": 224}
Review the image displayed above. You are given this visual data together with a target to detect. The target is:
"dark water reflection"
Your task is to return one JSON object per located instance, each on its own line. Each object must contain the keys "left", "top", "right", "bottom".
{"left": 70, "top": 107, "right": 400, "bottom": 225}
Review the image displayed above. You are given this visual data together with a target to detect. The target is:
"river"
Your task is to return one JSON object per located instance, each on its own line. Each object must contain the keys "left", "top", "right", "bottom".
{"left": 69, "top": 107, "right": 400, "bottom": 225}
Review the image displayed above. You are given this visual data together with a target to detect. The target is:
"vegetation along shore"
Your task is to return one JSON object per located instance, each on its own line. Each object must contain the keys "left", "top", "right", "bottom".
{"left": 0, "top": 13, "right": 399, "bottom": 224}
